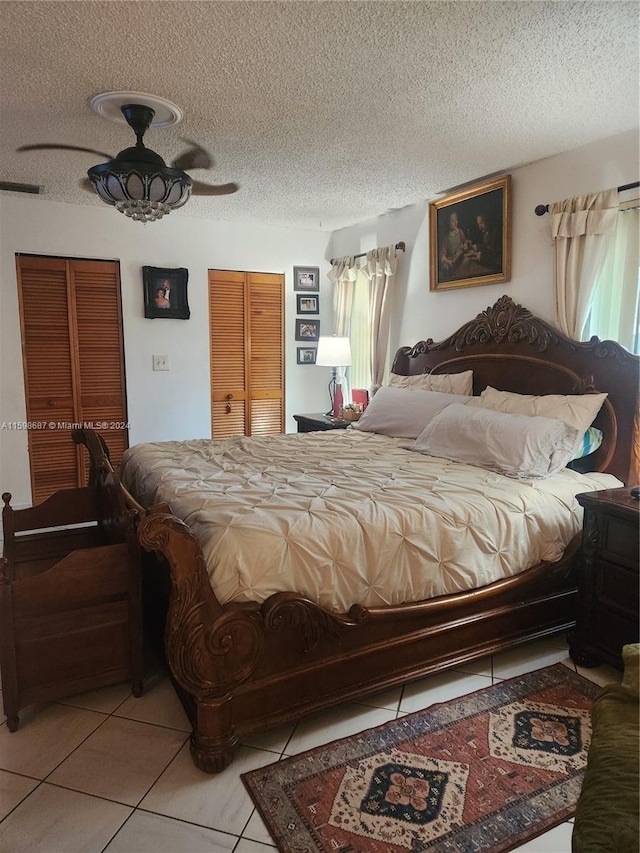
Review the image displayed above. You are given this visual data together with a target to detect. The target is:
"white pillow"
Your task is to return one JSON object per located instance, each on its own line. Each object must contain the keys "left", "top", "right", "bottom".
{"left": 388, "top": 370, "right": 473, "bottom": 396}
{"left": 466, "top": 386, "right": 607, "bottom": 435}
{"left": 353, "top": 386, "right": 472, "bottom": 439}
{"left": 408, "top": 403, "right": 581, "bottom": 479}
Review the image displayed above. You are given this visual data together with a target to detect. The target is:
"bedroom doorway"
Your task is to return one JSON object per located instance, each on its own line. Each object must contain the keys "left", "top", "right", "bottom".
{"left": 15, "top": 254, "right": 128, "bottom": 503}
{"left": 209, "top": 269, "right": 285, "bottom": 438}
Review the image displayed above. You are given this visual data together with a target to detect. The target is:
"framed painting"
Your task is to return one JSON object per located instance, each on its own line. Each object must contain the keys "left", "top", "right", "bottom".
{"left": 429, "top": 175, "right": 511, "bottom": 291}
{"left": 293, "top": 266, "right": 320, "bottom": 292}
{"left": 296, "top": 346, "right": 317, "bottom": 364}
{"left": 295, "top": 319, "right": 320, "bottom": 341}
{"left": 143, "top": 266, "right": 190, "bottom": 319}
{"left": 297, "top": 294, "right": 319, "bottom": 314}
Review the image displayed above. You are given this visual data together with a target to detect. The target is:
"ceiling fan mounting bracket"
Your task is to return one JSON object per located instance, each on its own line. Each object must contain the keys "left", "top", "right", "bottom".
{"left": 121, "top": 104, "right": 155, "bottom": 147}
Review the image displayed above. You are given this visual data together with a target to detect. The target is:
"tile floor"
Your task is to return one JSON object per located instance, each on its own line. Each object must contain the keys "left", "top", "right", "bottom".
{"left": 0, "top": 635, "right": 621, "bottom": 853}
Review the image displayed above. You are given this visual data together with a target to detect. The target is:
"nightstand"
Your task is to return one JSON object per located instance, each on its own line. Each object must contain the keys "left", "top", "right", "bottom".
{"left": 569, "top": 487, "right": 639, "bottom": 671}
{"left": 293, "top": 413, "right": 351, "bottom": 433}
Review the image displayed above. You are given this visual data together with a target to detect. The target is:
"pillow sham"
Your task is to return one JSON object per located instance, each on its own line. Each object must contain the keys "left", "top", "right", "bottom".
{"left": 571, "top": 426, "right": 604, "bottom": 461}
{"left": 466, "top": 386, "right": 607, "bottom": 436}
{"left": 388, "top": 370, "right": 473, "bottom": 396}
{"left": 408, "top": 403, "right": 581, "bottom": 479}
{"left": 353, "top": 386, "right": 472, "bottom": 439}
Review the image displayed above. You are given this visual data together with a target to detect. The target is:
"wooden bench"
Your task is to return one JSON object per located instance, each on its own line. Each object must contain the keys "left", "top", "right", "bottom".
{"left": 0, "top": 430, "right": 144, "bottom": 730}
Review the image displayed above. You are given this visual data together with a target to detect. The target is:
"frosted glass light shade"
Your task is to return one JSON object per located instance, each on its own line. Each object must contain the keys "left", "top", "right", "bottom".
{"left": 316, "top": 335, "right": 352, "bottom": 367}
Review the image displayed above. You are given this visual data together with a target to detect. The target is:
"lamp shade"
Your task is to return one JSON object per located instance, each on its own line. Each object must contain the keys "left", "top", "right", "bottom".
{"left": 316, "top": 335, "right": 352, "bottom": 367}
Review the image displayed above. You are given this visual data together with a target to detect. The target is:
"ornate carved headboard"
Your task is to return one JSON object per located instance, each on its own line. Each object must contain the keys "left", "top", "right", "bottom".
{"left": 391, "top": 296, "right": 639, "bottom": 484}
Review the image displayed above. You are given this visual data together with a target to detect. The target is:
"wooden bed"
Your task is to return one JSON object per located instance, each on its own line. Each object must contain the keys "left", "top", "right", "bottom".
{"left": 83, "top": 296, "right": 639, "bottom": 774}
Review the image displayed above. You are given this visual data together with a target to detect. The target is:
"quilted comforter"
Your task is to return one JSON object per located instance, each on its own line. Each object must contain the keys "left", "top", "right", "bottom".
{"left": 120, "top": 430, "right": 620, "bottom": 612}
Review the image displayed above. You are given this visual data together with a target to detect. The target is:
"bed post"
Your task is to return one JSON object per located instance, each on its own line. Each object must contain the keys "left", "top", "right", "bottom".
{"left": 138, "top": 510, "right": 266, "bottom": 772}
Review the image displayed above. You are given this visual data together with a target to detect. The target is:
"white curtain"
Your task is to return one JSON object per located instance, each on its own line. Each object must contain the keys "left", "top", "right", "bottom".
{"left": 551, "top": 188, "right": 618, "bottom": 339}
{"left": 584, "top": 206, "right": 640, "bottom": 353}
{"left": 328, "top": 256, "right": 358, "bottom": 402}
{"left": 362, "top": 244, "right": 399, "bottom": 392}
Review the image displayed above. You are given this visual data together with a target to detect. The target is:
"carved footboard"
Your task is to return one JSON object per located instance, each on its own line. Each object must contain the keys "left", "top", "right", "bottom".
{"left": 138, "top": 507, "right": 580, "bottom": 773}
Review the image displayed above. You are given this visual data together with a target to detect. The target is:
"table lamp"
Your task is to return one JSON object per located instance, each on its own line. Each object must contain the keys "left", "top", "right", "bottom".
{"left": 315, "top": 335, "right": 352, "bottom": 418}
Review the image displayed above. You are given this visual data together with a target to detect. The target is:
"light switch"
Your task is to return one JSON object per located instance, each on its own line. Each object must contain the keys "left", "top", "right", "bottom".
{"left": 153, "top": 354, "right": 169, "bottom": 371}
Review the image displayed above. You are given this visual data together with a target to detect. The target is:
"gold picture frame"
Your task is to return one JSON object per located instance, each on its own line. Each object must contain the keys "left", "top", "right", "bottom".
{"left": 429, "top": 175, "right": 511, "bottom": 291}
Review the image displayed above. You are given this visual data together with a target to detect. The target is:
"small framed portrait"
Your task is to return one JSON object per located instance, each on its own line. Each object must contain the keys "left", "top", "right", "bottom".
{"left": 143, "top": 266, "right": 190, "bottom": 319}
{"left": 295, "top": 318, "right": 320, "bottom": 341}
{"left": 429, "top": 175, "right": 511, "bottom": 291}
{"left": 297, "top": 294, "right": 319, "bottom": 314}
{"left": 296, "top": 346, "right": 317, "bottom": 365}
{"left": 293, "top": 266, "right": 320, "bottom": 292}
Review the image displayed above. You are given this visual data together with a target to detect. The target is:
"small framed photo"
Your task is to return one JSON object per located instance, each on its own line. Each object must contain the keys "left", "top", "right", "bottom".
{"left": 297, "top": 346, "right": 317, "bottom": 364}
{"left": 297, "top": 294, "right": 319, "bottom": 314}
{"left": 143, "top": 266, "right": 190, "bottom": 319}
{"left": 293, "top": 266, "right": 320, "bottom": 292}
{"left": 429, "top": 175, "right": 511, "bottom": 291}
{"left": 295, "top": 318, "right": 320, "bottom": 341}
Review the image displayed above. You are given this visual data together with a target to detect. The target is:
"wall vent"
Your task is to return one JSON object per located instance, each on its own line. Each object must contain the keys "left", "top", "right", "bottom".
{"left": 0, "top": 181, "right": 41, "bottom": 194}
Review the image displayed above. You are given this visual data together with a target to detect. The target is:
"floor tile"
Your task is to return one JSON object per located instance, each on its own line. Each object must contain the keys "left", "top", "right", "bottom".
{"left": 492, "top": 640, "right": 571, "bottom": 680}
{"left": 58, "top": 681, "right": 133, "bottom": 714}
{"left": 103, "top": 809, "right": 238, "bottom": 852}
{"left": 354, "top": 685, "right": 402, "bottom": 711}
{"left": 47, "top": 716, "right": 187, "bottom": 806}
{"left": 243, "top": 808, "right": 276, "bottom": 846}
{"left": 0, "top": 769, "right": 39, "bottom": 820}
{"left": 512, "top": 817, "right": 574, "bottom": 851}
{"left": 452, "top": 656, "right": 492, "bottom": 678}
{"left": 0, "top": 703, "right": 107, "bottom": 778}
{"left": 285, "top": 703, "right": 396, "bottom": 757}
{"left": 0, "top": 782, "right": 131, "bottom": 853}
{"left": 240, "top": 721, "right": 296, "bottom": 754}
{"left": 574, "top": 661, "right": 622, "bottom": 688}
{"left": 140, "top": 743, "right": 275, "bottom": 836}
{"left": 114, "top": 675, "right": 191, "bottom": 732}
{"left": 235, "top": 838, "right": 276, "bottom": 852}
{"left": 400, "top": 671, "right": 492, "bottom": 714}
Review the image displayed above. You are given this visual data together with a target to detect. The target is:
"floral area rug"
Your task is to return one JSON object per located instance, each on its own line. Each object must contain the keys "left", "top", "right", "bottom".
{"left": 242, "top": 664, "right": 599, "bottom": 852}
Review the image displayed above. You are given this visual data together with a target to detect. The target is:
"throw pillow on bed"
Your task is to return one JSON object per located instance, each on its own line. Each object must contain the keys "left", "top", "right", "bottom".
{"left": 353, "top": 386, "right": 472, "bottom": 439}
{"left": 408, "top": 403, "right": 581, "bottom": 479}
{"left": 388, "top": 370, "right": 473, "bottom": 396}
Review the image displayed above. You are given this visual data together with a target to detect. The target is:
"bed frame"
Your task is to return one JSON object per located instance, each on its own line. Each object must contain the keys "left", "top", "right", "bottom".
{"left": 83, "top": 296, "right": 639, "bottom": 773}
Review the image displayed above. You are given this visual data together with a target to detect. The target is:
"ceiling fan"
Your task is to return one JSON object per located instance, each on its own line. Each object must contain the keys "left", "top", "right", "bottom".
{"left": 17, "top": 103, "right": 239, "bottom": 222}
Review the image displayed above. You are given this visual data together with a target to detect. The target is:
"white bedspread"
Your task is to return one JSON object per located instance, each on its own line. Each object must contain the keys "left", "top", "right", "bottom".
{"left": 120, "top": 430, "right": 621, "bottom": 612}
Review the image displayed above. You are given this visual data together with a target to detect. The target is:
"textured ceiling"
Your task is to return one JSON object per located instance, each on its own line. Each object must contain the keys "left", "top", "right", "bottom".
{"left": 0, "top": 1, "right": 638, "bottom": 231}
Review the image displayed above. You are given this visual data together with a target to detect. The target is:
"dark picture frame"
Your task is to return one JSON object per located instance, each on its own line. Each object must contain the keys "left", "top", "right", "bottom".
{"left": 295, "top": 318, "right": 320, "bottom": 341}
{"left": 296, "top": 346, "right": 317, "bottom": 364}
{"left": 293, "top": 266, "right": 320, "bottom": 292}
{"left": 296, "top": 294, "right": 319, "bottom": 315}
{"left": 143, "top": 266, "right": 190, "bottom": 319}
{"left": 429, "top": 175, "right": 511, "bottom": 291}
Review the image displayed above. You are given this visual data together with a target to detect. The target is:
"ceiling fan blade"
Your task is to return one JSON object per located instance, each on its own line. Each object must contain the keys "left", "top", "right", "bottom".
{"left": 172, "top": 140, "right": 214, "bottom": 172}
{"left": 191, "top": 180, "right": 239, "bottom": 196}
{"left": 17, "top": 143, "right": 114, "bottom": 160}
{"left": 79, "top": 178, "right": 94, "bottom": 193}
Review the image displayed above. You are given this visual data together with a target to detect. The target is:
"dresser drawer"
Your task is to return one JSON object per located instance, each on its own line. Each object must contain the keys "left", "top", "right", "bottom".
{"left": 596, "top": 559, "right": 639, "bottom": 617}
{"left": 600, "top": 515, "right": 639, "bottom": 569}
{"left": 591, "top": 606, "right": 639, "bottom": 654}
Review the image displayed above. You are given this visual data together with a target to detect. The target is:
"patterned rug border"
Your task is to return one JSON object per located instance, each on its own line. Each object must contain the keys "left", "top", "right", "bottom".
{"left": 242, "top": 663, "right": 600, "bottom": 852}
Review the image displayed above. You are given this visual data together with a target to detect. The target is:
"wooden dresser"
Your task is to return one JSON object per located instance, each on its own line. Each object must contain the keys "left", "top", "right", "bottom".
{"left": 569, "top": 487, "right": 639, "bottom": 671}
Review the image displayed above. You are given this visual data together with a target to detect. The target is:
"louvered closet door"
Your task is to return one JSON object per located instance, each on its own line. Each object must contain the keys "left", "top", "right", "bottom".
{"left": 209, "top": 269, "right": 284, "bottom": 438}
{"left": 248, "top": 273, "right": 284, "bottom": 435}
{"left": 16, "top": 255, "right": 128, "bottom": 503}
{"left": 209, "top": 270, "right": 248, "bottom": 438}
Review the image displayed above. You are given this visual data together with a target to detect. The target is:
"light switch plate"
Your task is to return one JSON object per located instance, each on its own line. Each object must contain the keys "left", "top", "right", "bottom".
{"left": 153, "top": 354, "right": 169, "bottom": 371}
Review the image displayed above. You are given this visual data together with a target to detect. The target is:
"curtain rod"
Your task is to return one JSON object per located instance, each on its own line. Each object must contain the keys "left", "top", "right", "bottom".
{"left": 330, "top": 241, "right": 405, "bottom": 265}
{"left": 534, "top": 181, "right": 640, "bottom": 216}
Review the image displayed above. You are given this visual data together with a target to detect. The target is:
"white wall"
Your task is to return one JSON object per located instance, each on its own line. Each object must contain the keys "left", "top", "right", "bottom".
{"left": 0, "top": 197, "right": 331, "bottom": 505}
{"left": 327, "top": 129, "right": 639, "bottom": 351}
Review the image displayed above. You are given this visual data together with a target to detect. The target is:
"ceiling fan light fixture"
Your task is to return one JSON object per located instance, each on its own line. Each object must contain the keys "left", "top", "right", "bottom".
{"left": 88, "top": 162, "right": 192, "bottom": 222}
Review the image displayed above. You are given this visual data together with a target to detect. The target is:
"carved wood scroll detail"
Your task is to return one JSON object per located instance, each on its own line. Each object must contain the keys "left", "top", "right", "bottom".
{"left": 262, "top": 593, "right": 369, "bottom": 653}
{"left": 138, "top": 512, "right": 265, "bottom": 698}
